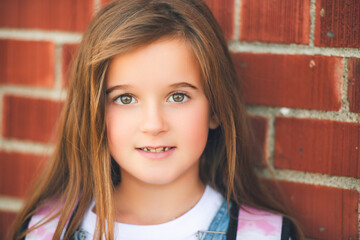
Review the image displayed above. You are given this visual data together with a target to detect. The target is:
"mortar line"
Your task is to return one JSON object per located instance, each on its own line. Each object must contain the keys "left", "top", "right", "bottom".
{"left": 259, "top": 168, "right": 360, "bottom": 192}
{"left": 228, "top": 41, "right": 360, "bottom": 58}
{"left": 246, "top": 105, "right": 360, "bottom": 123}
{"left": 309, "top": 0, "right": 316, "bottom": 47}
{"left": 234, "top": 0, "right": 241, "bottom": 41}
{"left": 0, "top": 29, "right": 82, "bottom": 44}
{"left": 54, "top": 44, "right": 63, "bottom": 91}
{"left": 0, "top": 196, "right": 23, "bottom": 212}
{"left": 340, "top": 58, "right": 350, "bottom": 112}
{"left": 267, "top": 115, "right": 276, "bottom": 169}
{"left": 0, "top": 86, "right": 67, "bottom": 101}
{"left": 94, "top": 0, "right": 101, "bottom": 15}
{"left": 0, "top": 139, "right": 54, "bottom": 155}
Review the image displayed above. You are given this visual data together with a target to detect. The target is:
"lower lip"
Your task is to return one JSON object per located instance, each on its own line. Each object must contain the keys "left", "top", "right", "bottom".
{"left": 136, "top": 148, "right": 175, "bottom": 160}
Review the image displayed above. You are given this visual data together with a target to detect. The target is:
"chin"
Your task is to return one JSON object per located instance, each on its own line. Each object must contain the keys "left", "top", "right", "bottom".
{"left": 137, "top": 172, "right": 179, "bottom": 185}
{"left": 140, "top": 176, "right": 177, "bottom": 185}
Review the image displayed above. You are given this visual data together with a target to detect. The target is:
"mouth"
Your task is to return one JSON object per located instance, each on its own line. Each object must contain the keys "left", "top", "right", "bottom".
{"left": 137, "top": 147, "right": 175, "bottom": 153}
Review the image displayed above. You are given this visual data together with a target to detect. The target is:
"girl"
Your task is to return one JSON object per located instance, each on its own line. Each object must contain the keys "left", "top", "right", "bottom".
{"left": 10, "top": 0, "right": 304, "bottom": 239}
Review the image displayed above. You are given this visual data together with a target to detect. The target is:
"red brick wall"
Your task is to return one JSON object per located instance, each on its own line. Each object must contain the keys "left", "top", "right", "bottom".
{"left": 0, "top": 0, "right": 359, "bottom": 239}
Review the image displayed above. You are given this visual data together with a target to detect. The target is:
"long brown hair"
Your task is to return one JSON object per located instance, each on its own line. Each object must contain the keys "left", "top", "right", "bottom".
{"left": 11, "top": 0, "right": 304, "bottom": 239}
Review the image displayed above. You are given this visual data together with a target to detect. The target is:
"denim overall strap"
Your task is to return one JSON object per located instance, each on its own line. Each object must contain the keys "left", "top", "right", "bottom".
{"left": 196, "top": 200, "right": 230, "bottom": 240}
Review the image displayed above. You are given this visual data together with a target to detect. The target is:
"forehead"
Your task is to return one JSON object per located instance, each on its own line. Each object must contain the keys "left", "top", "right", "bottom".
{"left": 106, "top": 38, "right": 202, "bottom": 89}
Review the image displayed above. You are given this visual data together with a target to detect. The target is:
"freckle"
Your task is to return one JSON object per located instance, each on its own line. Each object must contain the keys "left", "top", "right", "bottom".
{"left": 319, "top": 227, "right": 325, "bottom": 232}
{"left": 326, "top": 31, "right": 335, "bottom": 38}
{"left": 309, "top": 60, "right": 316, "bottom": 68}
{"left": 298, "top": 148, "right": 303, "bottom": 153}
{"left": 240, "top": 62, "right": 247, "bottom": 67}
{"left": 320, "top": 8, "right": 325, "bottom": 17}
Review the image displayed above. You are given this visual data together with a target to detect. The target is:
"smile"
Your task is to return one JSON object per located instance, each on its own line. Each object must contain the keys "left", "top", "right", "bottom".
{"left": 138, "top": 147, "right": 174, "bottom": 153}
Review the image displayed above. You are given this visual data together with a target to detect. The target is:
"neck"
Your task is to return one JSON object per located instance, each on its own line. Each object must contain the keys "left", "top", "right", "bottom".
{"left": 113, "top": 167, "right": 205, "bottom": 225}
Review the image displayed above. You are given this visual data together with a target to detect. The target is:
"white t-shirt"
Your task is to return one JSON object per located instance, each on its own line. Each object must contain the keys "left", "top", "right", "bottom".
{"left": 80, "top": 185, "right": 224, "bottom": 240}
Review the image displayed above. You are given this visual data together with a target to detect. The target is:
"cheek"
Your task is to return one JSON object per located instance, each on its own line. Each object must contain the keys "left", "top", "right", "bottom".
{"left": 105, "top": 107, "right": 135, "bottom": 148}
{"left": 173, "top": 101, "right": 210, "bottom": 147}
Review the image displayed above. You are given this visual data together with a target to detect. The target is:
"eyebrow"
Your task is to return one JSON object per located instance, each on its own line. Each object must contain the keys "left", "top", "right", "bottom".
{"left": 169, "top": 82, "right": 198, "bottom": 90}
{"left": 106, "top": 81, "right": 198, "bottom": 94}
{"left": 106, "top": 84, "right": 131, "bottom": 94}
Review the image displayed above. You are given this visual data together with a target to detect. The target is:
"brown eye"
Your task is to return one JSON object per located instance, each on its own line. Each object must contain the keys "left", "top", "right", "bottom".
{"left": 172, "top": 94, "right": 184, "bottom": 102}
{"left": 115, "top": 94, "right": 136, "bottom": 105}
{"left": 169, "top": 93, "right": 188, "bottom": 103}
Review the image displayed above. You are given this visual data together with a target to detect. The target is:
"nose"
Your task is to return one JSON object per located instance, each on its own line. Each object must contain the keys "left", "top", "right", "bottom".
{"left": 140, "top": 102, "right": 168, "bottom": 135}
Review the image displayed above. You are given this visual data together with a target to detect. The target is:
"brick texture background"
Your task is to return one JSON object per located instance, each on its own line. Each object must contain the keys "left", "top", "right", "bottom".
{"left": 0, "top": 0, "right": 359, "bottom": 239}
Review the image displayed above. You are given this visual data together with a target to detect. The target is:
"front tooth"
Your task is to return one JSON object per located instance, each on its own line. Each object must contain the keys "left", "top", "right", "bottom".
{"left": 142, "top": 147, "right": 172, "bottom": 152}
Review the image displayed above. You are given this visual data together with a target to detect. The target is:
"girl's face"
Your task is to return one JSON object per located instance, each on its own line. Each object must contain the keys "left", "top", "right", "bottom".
{"left": 105, "top": 38, "right": 218, "bottom": 186}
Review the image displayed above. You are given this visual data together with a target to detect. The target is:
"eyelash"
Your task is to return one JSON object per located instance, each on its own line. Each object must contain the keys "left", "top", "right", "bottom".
{"left": 112, "top": 92, "right": 190, "bottom": 105}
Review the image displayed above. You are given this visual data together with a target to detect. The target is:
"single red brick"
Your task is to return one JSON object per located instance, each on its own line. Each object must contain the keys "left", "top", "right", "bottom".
{"left": 62, "top": 44, "right": 79, "bottom": 87}
{"left": 232, "top": 53, "right": 343, "bottom": 110}
{"left": 266, "top": 180, "right": 359, "bottom": 240}
{"left": 204, "top": 0, "right": 235, "bottom": 40}
{"left": 0, "top": 39, "right": 55, "bottom": 87}
{"left": 315, "top": 0, "right": 360, "bottom": 47}
{"left": 0, "top": 151, "right": 47, "bottom": 198}
{"left": 274, "top": 117, "right": 360, "bottom": 178}
{"left": 348, "top": 58, "right": 360, "bottom": 113}
{"left": 0, "top": 211, "right": 18, "bottom": 240}
{"left": 240, "top": 0, "right": 310, "bottom": 44}
{"left": 0, "top": 0, "right": 93, "bottom": 32}
{"left": 249, "top": 115, "right": 269, "bottom": 166}
{"left": 101, "top": 0, "right": 112, "bottom": 6}
{"left": 2, "top": 95, "right": 63, "bottom": 143}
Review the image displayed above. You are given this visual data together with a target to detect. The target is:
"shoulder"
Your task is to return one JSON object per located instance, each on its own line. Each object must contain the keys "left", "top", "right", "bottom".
{"left": 236, "top": 205, "right": 289, "bottom": 240}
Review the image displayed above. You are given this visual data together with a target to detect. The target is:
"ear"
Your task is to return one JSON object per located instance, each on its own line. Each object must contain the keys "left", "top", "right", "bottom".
{"left": 209, "top": 115, "right": 219, "bottom": 129}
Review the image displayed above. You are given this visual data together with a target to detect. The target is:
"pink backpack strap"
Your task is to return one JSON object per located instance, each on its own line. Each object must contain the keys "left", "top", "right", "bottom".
{"left": 25, "top": 200, "right": 77, "bottom": 240}
{"left": 25, "top": 202, "right": 61, "bottom": 240}
{"left": 236, "top": 205, "right": 283, "bottom": 240}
